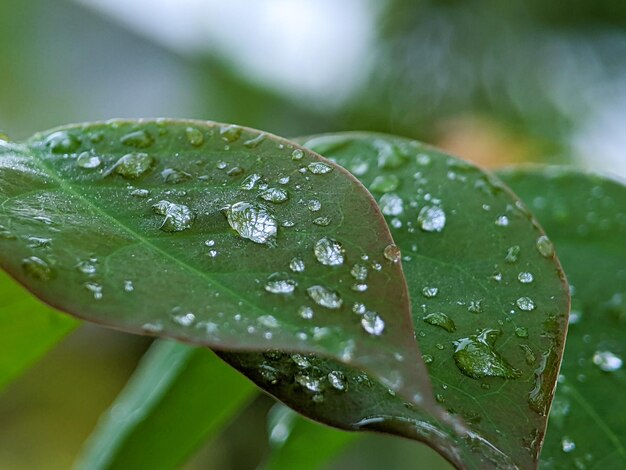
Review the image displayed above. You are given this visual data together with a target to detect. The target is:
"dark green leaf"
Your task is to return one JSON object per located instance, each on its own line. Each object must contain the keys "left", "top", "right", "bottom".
{"left": 0, "top": 121, "right": 432, "bottom": 411}
{"left": 76, "top": 340, "right": 256, "bottom": 470}
{"left": 0, "top": 270, "right": 77, "bottom": 390}
{"left": 221, "top": 133, "right": 569, "bottom": 469}
{"left": 499, "top": 167, "right": 626, "bottom": 469}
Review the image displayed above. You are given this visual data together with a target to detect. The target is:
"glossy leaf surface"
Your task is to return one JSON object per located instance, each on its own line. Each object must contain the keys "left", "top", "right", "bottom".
{"left": 76, "top": 341, "right": 256, "bottom": 470}
{"left": 0, "top": 121, "right": 434, "bottom": 408}
{"left": 499, "top": 167, "right": 626, "bottom": 469}
{"left": 0, "top": 270, "right": 77, "bottom": 391}
{"left": 221, "top": 134, "right": 570, "bottom": 469}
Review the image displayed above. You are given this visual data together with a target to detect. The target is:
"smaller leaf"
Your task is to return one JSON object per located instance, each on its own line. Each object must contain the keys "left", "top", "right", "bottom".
{"left": 76, "top": 340, "right": 256, "bottom": 470}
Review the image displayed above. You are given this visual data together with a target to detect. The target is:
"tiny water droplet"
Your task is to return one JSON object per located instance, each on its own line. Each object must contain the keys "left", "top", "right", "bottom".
{"left": 45, "top": 131, "right": 80, "bottom": 154}
{"left": 328, "top": 371, "right": 348, "bottom": 391}
{"left": 350, "top": 264, "right": 368, "bottom": 281}
{"left": 307, "top": 200, "right": 322, "bottom": 212}
{"left": 467, "top": 300, "right": 482, "bottom": 314}
{"left": 258, "top": 314, "right": 279, "bottom": 328}
{"left": 307, "top": 285, "right": 343, "bottom": 309}
{"left": 352, "top": 303, "right": 366, "bottom": 315}
{"left": 422, "top": 312, "right": 456, "bottom": 332}
{"left": 536, "top": 235, "right": 555, "bottom": 258}
{"left": 505, "top": 245, "right": 521, "bottom": 263}
{"left": 161, "top": 168, "right": 192, "bottom": 184}
{"left": 185, "top": 127, "right": 204, "bottom": 146}
{"left": 418, "top": 206, "right": 446, "bottom": 232}
{"left": 561, "top": 437, "right": 576, "bottom": 453}
{"left": 224, "top": 202, "right": 277, "bottom": 245}
{"left": 109, "top": 153, "right": 155, "bottom": 179}
{"left": 291, "top": 354, "right": 310, "bottom": 368}
{"left": 244, "top": 133, "right": 266, "bottom": 148}
{"left": 120, "top": 130, "right": 153, "bottom": 148}
{"left": 259, "top": 187, "right": 289, "bottom": 204}
{"left": 142, "top": 322, "right": 163, "bottom": 333}
{"left": 295, "top": 372, "right": 323, "bottom": 392}
{"left": 291, "top": 148, "right": 304, "bottom": 160}
{"left": 422, "top": 286, "right": 438, "bottom": 298}
{"left": 313, "top": 216, "right": 331, "bottom": 226}
{"left": 370, "top": 175, "right": 399, "bottom": 193}
{"left": 77, "top": 152, "right": 101, "bottom": 169}
{"left": 265, "top": 273, "right": 297, "bottom": 294}
{"left": 171, "top": 311, "right": 196, "bottom": 327}
{"left": 383, "top": 244, "right": 401, "bottom": 263}
{"left": 298, "top": 306, "right": 314, "bottom": 320}
{"left": 518, "top": 272, "right": 534, "bottom": 284}
{"left": 84, "top": 282, "right": 103, "bottom": 300}
{"left": 152, "top": 201, "right": 195, "bottom": 232}
{"left": 361, "top": 311, "right": 385, "bottom": 336}
{"left": 124, "top": 280, "right": 134, "bottom": 292}
{"left": 379, "top": 193, "right": 404, "bottom": 216}
{"left": 241, "top": 174, "right": 262, "bottom": 190}
{"left": 130, "top": 188, "right": 150, "bottom": 198}
{"left": 520, "top": 344, "right": 535, "bottom": 365}
{"left": 515, "top": 327, "right": 529, "bottom": 338}
{"left": 289, "top": 257, "right": 305, "bottom": 273}
{"left": 592, "top": 350, "right": 623, "bottom": 372}
{"left": 219, "top": 125, "right": 242, "bottom": 142}
{"left": 307, "top": 162, "right": 333, "bottom": 174}
{"left": 516, "top": 297, "right": 536, "bottom": 311}
{"left": 314, "top": 237, "right": 344, "bottom": 266}
{"left": 495, "top": 215, "right": 509, "bottom": 227}
{"left": 76, "top": 260, "right": 97, "bottom": 275}
{"left": 22, "top": 256, "right": 53, "bottom": 281}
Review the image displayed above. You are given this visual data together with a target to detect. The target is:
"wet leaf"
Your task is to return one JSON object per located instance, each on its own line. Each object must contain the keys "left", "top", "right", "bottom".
{"left": 76, "top": 341, "right": 256, "bottom": 470}
{"left": 0, "top": 270, "right": 77, "bottom": 390}
{"left": 499, "top": 167, "right": 626, "bottom": 469}
{"left": 0, "top": 121, "right": 430, "bottom": 410}
{"left": 220, "top": 134, "right": 570, "bottom": 469}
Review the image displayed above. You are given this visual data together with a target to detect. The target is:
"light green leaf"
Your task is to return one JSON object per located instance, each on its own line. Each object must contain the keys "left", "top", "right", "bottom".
{"left": 0, "top": 270, "right": 77, "bottom": 391}
{"left": 76, "top": 340, "right": 256, "bottom": 470}
{"left": 499, "top": 167, "right": 626, "bottom": 469}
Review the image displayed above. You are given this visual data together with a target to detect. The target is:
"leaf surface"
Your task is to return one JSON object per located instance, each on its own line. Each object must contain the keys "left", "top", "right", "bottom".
{"left": 0, "top": 270, "right": 77, "bottom": 391}
{"left": 220, "top": 133, "right": 570, "bottom": 469}
{"left": 499, "top": 167, "right": 626, "bottom": 469}
{"left": 0, "top": 121, "right": 431, "bottom": 410}
{"left": 76, "top": 341, "right": 256, "bottom": 470}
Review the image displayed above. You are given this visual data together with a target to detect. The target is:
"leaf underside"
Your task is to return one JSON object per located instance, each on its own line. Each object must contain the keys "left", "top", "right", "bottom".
{"left": 499, "top": 167, "right": 626, "bottom": 469}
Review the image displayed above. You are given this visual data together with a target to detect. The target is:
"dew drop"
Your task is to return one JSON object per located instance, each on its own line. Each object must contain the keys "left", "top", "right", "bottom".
{"left": 241, "top": 174, "right": 262, "bottom": 190}
{"left": 152, "top": 200, "right": 195, "bottom": 232}
{"left": 109, "top": 153, "right": 155, "bottom": 179}
{"left": 45, "top": 131, "right": 80, "bottom": 154}
{"left": 306, "top": 285, "right": 343, "bottom": 309}
{"left": 536, "top": 235, "right": 555, "bottom": 258}
{"left": 379, "top": 193, "right": 404, "bottom": 216}
{"left": 307, "top": 162, "right": 333, "bottom": 174}
{"left": 375, "top": 139, "right": 407, "bottom": 169}
{"left": 185, "top": 126, "right": 204, "bottom": 146}
{"left": 244, "top": 133, "right": 266, "bottom": 148}
{"left": 171, "top": 311, "right": 196, "bottom": 327}
{"left": 76, "top": 260, "right": 97, "bottom": 276}
{"left": 516, "top": 297, "right": 536, "bottom": 311}
{"left": 370, "top": 175, "right": 399, "bottom": 193}
{"left": 219, "top": 124, "right": 242, "bottom": 142}
{"left": 422, "top": 312, "right": 456, "bottom": 332}
{"left": 453, "top": 329, "right": 521, "bottom": 379}
{"left": 383, "top": 244, "right": 401, "bottom": 263}
{"left": 418, "top": 206, "right": 446, "bottom": 232}
{"left": 350, "top": 264, "right": 368, "bottom": 281}
{"left": 224, "top": 202, "right": 277, "bottom": 245}
{"left": 295, "top": 372, "right": 323, "bottom": 392}
{"left": 422, "top": 286, "right": 438, "bottom": 298}
{"left": 265, "top": 273, "right": 297, "bottom": 294}
{"left": 22, "top": 256, "right": 53, "bottom": 281}
{"left": 161, "top": 168, "right": 192, "bottom": 184}
{"left": 561, "top": 437, "right": 576, "bottom": 453}
{"left": 291, "top": 148, "right": 304, "bottom": 161}
{"left": 258, "top": 314, "right": 279, "bottom": 328}
{"left": 467, "top": 300, "right": 482, "bottom": 314}
{"left": 130, "top": 188, "right": 150, "bottom": 198}
{"left": 84, "top": 282, "right": 103, "bottom": 300}
{"left": 259, "top": 187, "right": 289, "bottom": 204}
{"left": 518, "top": 272, "right": 534, "bottom": 284}
{"left": 77, "top": 152, "right": 101, "bottom": 169}
{"left": 495, "top": 215, "right": 509, "bottom": 227}
{"left": 313, "top": 237, "right": 345, "bottom": 266}
{"left": 361, "top": 311, "right": 385, "bottom": 336}
{"left": 124, "top": 280, "right": 134, "bottom": 292}
{"left": 307, "top": 200, "right": 322, "bottom": 212}
{"left": 515, "top": 327, "right": 529, "bottom": 338}
{"left": 289, "top": 257, "right": 305, "bottom": 273}
{"left": 298, "top": 306, "right": 314, "bottom": 320}
{"left": 351, "top": 283, "right": 368, "bottom": 292}
{"left": 313, "top": 216, "right": 331, "bottom": 226}
{"left": 120, "top": 130, "right": 153, "bottom": 148}
{"left": 505, "top": 245, "right": 521, "bottom": 263}
{"left": 592, "top": 350, "right": 623, "bottom": 372}
{"left": 328, "top": 371, "right": 348, "bottom": 391}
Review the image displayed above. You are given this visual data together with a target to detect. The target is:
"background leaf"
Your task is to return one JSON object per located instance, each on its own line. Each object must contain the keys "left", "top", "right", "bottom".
{"left": 0, "top": 270, "right": 77, "bottom": 391}
{"left": 499, "top": 167, "right": 626, "bottom": 469}
{"left": 76, "top": 340, "right": 256, "bottom": 470}
{"left": 0, "top": 121, "right": 434, "bottom": 416}
{"left": 219, "top": 133, "right": 570, "bottom": 469}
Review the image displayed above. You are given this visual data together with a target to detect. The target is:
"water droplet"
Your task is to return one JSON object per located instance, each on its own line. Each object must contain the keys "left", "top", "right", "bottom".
{"left": 351, "top": 283, "right": 368, "bottom": 292}
{"left": 291, "top": 354, "right": 310, "bottom": 368}
{"left": 108, "top": 153, "right": 155, "bottom": 179}
{"left": 120, "top": 130, "right": 153, "bottom": 148}
{"left": 84, "top": 282, "right": 103, "bottom": 300}
{"left": 45, "top": 131, "right": 80, "bottom": 154}
{"left": 361, "top": 311, "right": 385, "bottom": 336}
{"left": 328, "top": 371, "right": 348, "bottom": 391}
{"left": 76, "top": 260, "right": 97, "bottom": 276}
{"left": 295, "top": 372, "right": 323, "bottom": 392}
{"left": 505, "top": 245, "right": 521, "bottom": 263}
{"left": 379, "top": 193, "right": 404, "bottom": 216}
{"left": 422, "top": 286, "right": 438, "bottom": 298}
{"left": 352, "top": 303, "right": 366, "bottom": 315}
{"left": 375, "top": 139, "right": 407, "bottom": 169}
{"left": 516, "top": 297, "right": 536, "bottom": 311}
{"left": 536, "top": 235, "right": 555, "bottom": 258}
{"left": 307, "top": 200, "right": 322, "bottom": 212}
{"left": 383, "top": 244, "right": 401, "bottom": 263}
{"left": 243, "top": 133, "right": 266, "bottom": 148}
{"left": 495, "top": 215, "right": 509, "bottom": 227}
{"left": 124, "top": 280, "right": 134, "bottom": 292}
{"left": 520, "top": 344, "right": 536, "bottom": 365}
{"left": 422, "top": 312, "right": 456, "bottom": 332}
{"left": 515, "top": 327, "right": 529, "bottom": 338}
{"left": 219, "top": 125, "right": 242, "bottom": 142}
{"left": 307, "top": 162, "right": 333, "bottom": 174}
{"left": 592, "top": 350, "right": 623, "bottom": 372}
{"left": 291, "top": 148, "right": 304, "bottom": 160}
{"left": 258, "top": 314, "right": 279, "bottom": 328}
{"left": 185, "top": 127, "right": 204, "bottom": 146}
{"left": 224, "top": 202, "right": 277, "bottom": 245}
{"left": 26, "top": 236, "right": 51, "bottom": 248}
{"left": 370, "top": 175, "right": 399, "bottom": 193}
{"left": 350, "top": 264, "right": 368, "bottom": 281}
{"left": 289, "top": 257, "right": 305, "bottom": 273}
{"left": 241, "top": 174, "right": 262, "bottom": 190}
{"left": 298, "top": 306, "right": 314, "bottom": 320}
{"left": 314, "top": 237, "right": 344, "bottom": 266}
{"left": 22, "top": 256, "right": 53, "bottom": 281}
{"left": 423, "top": 354, "right": 433, "bottom": 364}
{"left": 561, "top": 437, "right": 576, "bottom": 453}
{"left": 161, "top": 168, "right": 192, "bottom": 184}
{"left": 307, "top": 285, "right": 342, "bottom": 309}
{"left": 152, "top": 200, "right": 195, "bottom": 232}
{"left": 77, "top": 152, "right": 101, "bottom": 169}
{"left": 265, "top": 273, "right": 297, "bottom": 294}
{"left": 453, "top": 329, "right": 521, "bottom": 379}
{"left": 259, "top": 187, "right": 289, "bottom": 204}
{"left": 518, "top": 272, "right": 534, "bottom": 284}
{"left": 130, "top": 188, "right": 150, "bottom": 198}
{"left": 142, "top": 321, "right": 163, "bottom": 333}
{"left": 171, "top": 310, "right": 196, "bottom": 327}
{"left": 418, "top": 206, "right": 446, "bottom": 232}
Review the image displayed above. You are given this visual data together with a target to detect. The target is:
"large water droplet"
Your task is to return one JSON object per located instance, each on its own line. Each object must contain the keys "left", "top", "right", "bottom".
{"left": 379, "top": 193, "right": 404, "bottom": 216}
{"left": 224, "top": 202, "right": 277, "bottom": 245}
{"left": 259, "top": 187, "right": 289, "bottom": 204}
{"left": 77, "top": 152, "right": 102, "bottom": 169}
{"left": 592, "top": 350, "right": 623, "bottom": 372}
{"left": 516, "top": 297, "right": 536, "bottom": 311}
{"left": 306, "top": 285, "right": 343, "bottom": 309}
{"left": 313, "top": 237, "right": 345, "bottom": 266}
{"left": 536, "top": 235, "right": 555, "bottom": 258}
{"left": 453, "top": 329, "right": 521, "bottom": 379}
{"left": 109, "top": 153, "right": 155, "bottom": 179}
{"left": 265, "top": 273, "right": 297, "bottom": 294}
{"left": 422, "top": 312, "right": 456, "bottom": 332}
{"left": 22, "top": 256, "right": 53, "bottom": 281}
{"left": 152, "top": 200, "right": 195, "bottom": 232}
{"left": 361, "top": 311, "right": 385, "bottom": 336}
{"left": 418, "top": 206, "right": 446, "bottom": 232}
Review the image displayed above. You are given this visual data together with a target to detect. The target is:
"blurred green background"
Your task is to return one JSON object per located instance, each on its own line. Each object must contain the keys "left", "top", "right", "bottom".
{"left": 1, "top": 0, "right": 625, "bottom": 468}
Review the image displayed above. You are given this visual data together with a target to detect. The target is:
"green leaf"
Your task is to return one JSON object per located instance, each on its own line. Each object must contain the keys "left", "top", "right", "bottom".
{"left": 263, "top": 404, "right": 359, "bottom": 470}
{"left": 220, "top": 133, "right": 570, "bottom": 469}
{"left": 0, "top": 270, "right": 77, "bottom": 391}
{"left": 0, "top": 121, "right": 433, "bottom": 412}
{"left": 76, "top": 340, "right": 256, "bottom": 470}
{"left": 498, "top": 167, "right": 626, "bottom": 469}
